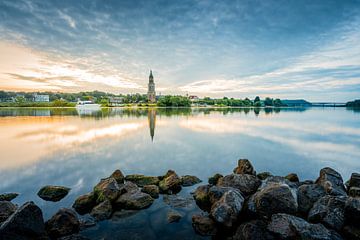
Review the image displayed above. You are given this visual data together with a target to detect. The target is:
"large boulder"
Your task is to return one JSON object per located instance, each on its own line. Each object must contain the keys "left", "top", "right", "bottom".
{"left": 141, "top": 185, "right": 159, "bottom": 198}
{"left": 180, "top": 175, "right": 201, "bottom": 186}
{"left": 45, "top": 208, "right": 80, "bottom": 239}
{"left": 111, "top": 169, "right": 125, "bottom": 184}
{"left": 210, "top": 189, "right": 244, "bottom": 227}
{"left": 298, "top": 184, "right": 326, "bottom": 215}
{"left": 0, "top": 193, "right": 19, "bottom": 201}
{"left": 232, "top": 220, "right": 274, "bottom": 240}
{"left": 268, "top": 213, "right": 342, "bottom": 240}
{"left": 308, "top": 195, "right": 346, "bottom": 231}
{"left": 72, "top": 192, "right": 96, "bottom": 215}
{"left": 93, "top": 177, "right": 120, "bottom": 203}
{"left": 0, "top": 201, "right": 46, "bottom": 239}
{"left": 37, "top": 185, "right": 70, "bottom": 202}
{"left": 349, "top": 187, "right": 360, "bottom": 197}
{"left": 233, "top": 159, "right": 256, "bottom": 175}
{"left": 0, "top": 201, "right": 16, "bottom": 224}
{"left": 159, "top": 170, "right": 182, "bottom": 194}
{"left": 208, "top": 173, "right": 223, "bottom": 185}
{"left": 90, "top": 200, "right": 113, "bottom": 221}
{"left": 191, "top": 214, "right": 217, "bottom": 236}
{"left": 193, "top": 185, "right": 211, "bottom": 211}
{"left": 115, "top": 190, "right": 154, "bottom": 209}
{"left": 125, "top": 174, "right": 159, "bottom": 187}
{"left": 285, "top": 173, "right": 299, "bottom": 182}
{"left": 217, "top": 174, "right": 261, "bottom": 196}
{"left": 208, "top": 185, "right": 236, "bottom": 205}
{"left": 344, "top": 197, "right": 360, "bottom": 227}
{"left": 315, "top": 167, "right": 346, "bottom": 196}
{"left": 349, "top": 172, "right": 360, "bottom": 188}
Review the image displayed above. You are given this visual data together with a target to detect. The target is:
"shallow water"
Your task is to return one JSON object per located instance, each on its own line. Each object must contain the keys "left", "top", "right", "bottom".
{"left": 0, "top": 107, "right": 359, "bottom": 239}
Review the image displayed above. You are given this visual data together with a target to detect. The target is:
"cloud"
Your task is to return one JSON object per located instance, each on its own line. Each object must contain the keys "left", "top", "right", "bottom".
{"left": 58, "top": 10, "right": 76, "bottom": 29}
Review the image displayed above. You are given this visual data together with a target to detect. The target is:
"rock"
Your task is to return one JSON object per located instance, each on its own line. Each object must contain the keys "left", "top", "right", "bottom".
{"left": 285, "top": 173, "right": 299, "bottom": 182}
{"left": 111, "top": 169, "right": 125, "bottom": 184}
{"left": 233, "top": 159, "right": 256, "bottom": 175}
{"left": 0, "top": 193, "right": 19, "bottom": 201}
{"left": 232, "top": 220, "right": 274, "bottom": 240}
{"left": 119, "top": 181, "right": 139, "bottom": 194}
{"left": 181, "top": 175, "right": 201, "bottom": 186}
{"left": 141, "top": 185, "right": 159, "bottom": 198}
{"left": 163, "top": 195, "right": 194, "bottom": 209}
{"left": 257, "top": 172, "right": 272, "bottom": 180}
{"left": 191, "top": 214, "right": 217, "bottom": 236}
{"left": 93, "top": 177, "right": 120, "bottom": 203}
{"left": 268, "top": 213, "right": 342, "bottom": 240}
{"left": 208, "top": 173, "right": 223, "bottom": 185}
{"left": 159, "top": 170, "right": 182, "bottom": 194}
{"left": 298, "top": 184, "right": 326, "bottom": 215}
{"left": 37, "top": 185, "right": 70, "bottom": 202}
{"left": 0, "top": 201, "right": 46, "bottom": 239}
{"left": 125, "top": 174, "right": 159, "bottom": 187}
{"left": 344, "top": 197, "right": 360, "bottom": 227}
{"left": 260, "top": 176, "right": 298, "bottom": 189}
{"left": 208, "top": 185, "right": 236, "bottom": 205}
{"left": 315, "top": 167, "right": 346, "bottom": 196}
{"left": 193, "top": 185, "right": 211, "bottom": 211}
{"left": 59, "top": 234, "right": 90, "bottom": 240}
{"left": 349, "top": 172, "right": 360, "bottom": 188}
{"left": 79, "top": 215, "right": 96, "bottom": 230}
{"left": 90, "top": 200, "right": 113, "bottom": 221}
{"left": 72, "top": 192, "right": 96, "bottom": 215}
{"left": 0, "top": 201, "right": 16, "bottom": 224}
{"left": 115, "top": 190, "right": 154, "bottom": 209}
{"left": 343, "top": 225, "right": 360, "bottom": 240}
{"left": 217, "top": 174, "right": 261, "bottom": 195}
{"left": 349, "top": 186, "right": 360, "bottom": 197}
{"left": 45, "top": 208, "right": 80, "bottom": 239}
{"left": 167, "top": 210, "right": 182, "bottom": 223}
{"left": 308, "top": 195, "right": 346, "bottom": 230}
{"left": 210, "top": 189, "right": 244, "bottom": 227}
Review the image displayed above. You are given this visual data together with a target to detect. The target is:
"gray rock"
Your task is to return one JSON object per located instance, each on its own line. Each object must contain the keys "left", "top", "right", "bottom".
{"left": 349, "top": 186, "right": 360, "bottom": 197}
{"left": 217, "top": 173, "right": 261, "bottom": 195}
{"left": 72, "top": 192, "right": 96, "bottom": 215}
{"left": 37, "top": 185, "right": 70, "bottom": 202}
{"left": 125, "top": 174, "right": 159, "bottom": 187}
{"left": 90, "top": 200, "right": 113, "bottom": 221}
{"left": 315, "top": 167, "right": 346, "bottom": 196}
{"left": 93, "top": 177, "right": 120, "bottom": 203}
{"left": 45, "top": 208, "right": 80, "bottom": 239}
{"left": 232, "top": 220, "right": 274, "bottom": 240}
{"left": 0, "top": 201, "right": 16, "bottom": 224}
{"left": 141, "top": 185, "right": 159, "bottom": 198}
{"left": 191, "top": 214, "right": 217, "bottom": 236}
{"left": 167, "top": 210, "right": 182, "bottom": 223}
{"left": 285, "top": 173, "right": 299, "bottom": 182}
{"left": 0, "top": 201, "right": 46, "bottom": 240}
{"left": 260, "top": 176, "right": 298, "bottom": 190}
{"left": 349, "top": 172, "right": 360, "bottom": 188}
{"left": 208, "top": 173, "right": 223, "bottom": 185}
{"left": 208, "top": 185, "right": 236, "bottom": 205}
{"left": 257, "top": 172, "right": 272, "bottom": 180}
{"left": 111, "top": 169, "right": 125, "bottom": 184}
{"left": 0, "top": 193, "right": 19, "bottom": 202}
{"left": 115, "top": 190, "right": 154, "bottom": 209}
{"left": 159, "top": 170, "right": 182, "bottom": 194}
{"left": 181, "top": 175, "right": 201, "bottom": 186}
{"left": 193, "top": 184, "right": 211, "bottom": 211}
{"left": 344, "top": 197, "right": 360, "bottom": 227}
{"left": 210, "top": 189, "right": 244, "bottom": 227}
{"left": 119, "top": 181, "right": 139, "bottom": 194}
{"left": 298, "top": 184, "right": 326, "bottom": 215}
{"left": 308, "top": 195, "right": 346, "bottom": 231}
{"left": 233, "top": 159, "right": 256, "bottom": 175}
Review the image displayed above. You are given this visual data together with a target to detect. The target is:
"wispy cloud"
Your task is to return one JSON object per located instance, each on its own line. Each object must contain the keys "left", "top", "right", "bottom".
{"left": 58, "top": 11, "right": 76, "bottom": 29}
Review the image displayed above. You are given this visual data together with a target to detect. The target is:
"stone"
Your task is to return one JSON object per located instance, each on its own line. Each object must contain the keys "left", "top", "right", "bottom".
{"left": 233, "top": 159, "right": 256, "bottom": 175}
{"left": 163, "top": 195, "right": 194, "bottom": 209}
{"left": 0, "top": 201, "right": 46, "bottom": 239}
{"left": 257, "top": 172, "right": 272, "bottom": 180}
{"left": 93, "top": 177, "right": 120, "bottom": 203}
{"left": 45, "top": 208, "right": 80, "bottom": 239}
{"left": 308, "top": 195, "right": 346, "bottom": 231}
{"left": 217, "top": 173, "right": 261, "bottom": 195}
{"left": 115, "top": 190, "right": 154, "bottom": 210}
{"left": 260, "top": 176, "right": 298, "bottom": 189}
{"left": 0, "top": 193, "right": 19, "bottom": 201}
{"left": 167, "top": 210, "right": 182, "bottom": 223}
{"left": 268, "top": 213, "right": 342, "bottom": 240}
{"left": 125, "top": 174, "right": 159, "bottom": 187}
{"left": 344, "top": 197, "right": 360, "bottom": 227}
{"left": 343, "top": 225, "right": 360, "bottom": 240}
{"left": 191, "top": 214, "right": 217, "bottom": 236}
{"left": 90, "top": 200, "right": 113, "bottom": 221}
{"left": 349, "top": 172, "right": 360, "bottom": 188}
{"left": 119, "top": 181, "right": 139, "bottom": 194}
{"left": 141, "top": 185, "right": 159, "bottom": 198}
{"left": 37, "top": 185, "right": 70, "bottom": 202}
{"left": 0, "top": 201, "right": 16, "bottom": 224}
{"left": 208, "top": 185, "right": 235, "bottom": 205}
{"left": 349, "top": 186, "right": 360, "bottom": 197}
{"left": 180, "top": 175, "right": 201, "bottom": 186}
{"left": 159, "top": 170, "right": 182, "bottom": 194}
{"left": 111, "top": 169, "right": 125, "bottom": 184}
{"left": 72, "top": 192, "right": 96, "bottom": 215}
{"left": 193, "top": 185, "right": 211, "bottom": 211}
{"left": 315, "top": 167, "right": 347, "bottom": 196}
{"left": 232, "top": 220, "right": 274, "bottom": 240}
{"left": 210, "top": 189, "right": 244, "bottom": 227}
{"left": 59, "top": 234, "right": 90, "bottom": 240}
{"left": 285, "top": 173, "right": 299, "bottom": 182}
{"left": 208, "top": 173, "right": 223, "bottom": 185}
{"left": 298, "top": 184, "right": 326, "bottom": 215}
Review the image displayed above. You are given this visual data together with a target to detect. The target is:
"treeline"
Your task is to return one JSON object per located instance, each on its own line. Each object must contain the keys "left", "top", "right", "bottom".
{"left": 346, "top": 99, "right": 360, "bottom": 107}
{"left": 197, "top": 96, "right": 284, "bottom": 107}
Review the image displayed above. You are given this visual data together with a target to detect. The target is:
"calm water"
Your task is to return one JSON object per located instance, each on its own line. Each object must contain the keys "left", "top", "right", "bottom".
{"left": 0, "top": 107, "right": 359, "bottom": 239}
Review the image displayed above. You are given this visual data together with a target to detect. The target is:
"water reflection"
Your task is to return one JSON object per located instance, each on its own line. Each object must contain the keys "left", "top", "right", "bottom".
{"left": 148, "top": 108, "right": 156, "bottom": 141}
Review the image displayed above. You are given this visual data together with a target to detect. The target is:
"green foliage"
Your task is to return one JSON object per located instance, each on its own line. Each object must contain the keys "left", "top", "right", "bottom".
{"left": 264, "top": 97, "right": 274, "bottom": 106}
{"left": 346, "top": 99, "right": 360, "bottom": 107}
{"left": 157, "top": 95, "right": 191, "bottom": 107}
{"left": 254, "top": 96, "right": 260, "bottom": 103}
{"left": 99, "top": 99, "right": 109, "bottom": 107}
{"left": 52, "top": 99, "right": 74, "bottom": 107}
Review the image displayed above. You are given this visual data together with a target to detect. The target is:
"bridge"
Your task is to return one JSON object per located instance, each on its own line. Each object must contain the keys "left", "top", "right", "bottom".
{"left": 311, "top": 102, "right": 346, "bottom": 107}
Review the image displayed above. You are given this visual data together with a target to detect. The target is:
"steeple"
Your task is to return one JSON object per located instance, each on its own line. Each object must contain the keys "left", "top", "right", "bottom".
{"left": 147, "top": 70, "right": 156, "bottom": 103}
{"left": 149, "top": 70, "right": 153, "bottom": 82}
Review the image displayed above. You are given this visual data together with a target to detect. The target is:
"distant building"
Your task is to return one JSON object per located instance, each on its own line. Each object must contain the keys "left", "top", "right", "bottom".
{"left": 109, "top": 96, "right": 124, "bottom": 106}
{"left": 33, "top": 94, "right": 49, "bottom": 102}
{"left": 147, "top": 70, "right": 156, "bottom": 103}
{"left": 188, "top": 95, "right": 199, "bottom": 101}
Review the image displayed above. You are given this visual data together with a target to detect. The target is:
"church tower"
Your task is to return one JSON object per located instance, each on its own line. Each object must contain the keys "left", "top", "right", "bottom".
{"left": 147, "top": 70, "right": 156, "bottom": 103}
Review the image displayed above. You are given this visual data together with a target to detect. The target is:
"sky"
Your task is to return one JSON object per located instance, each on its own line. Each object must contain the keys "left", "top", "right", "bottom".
{"left": 0, "top": 0, "right": 360, "bottom": 101}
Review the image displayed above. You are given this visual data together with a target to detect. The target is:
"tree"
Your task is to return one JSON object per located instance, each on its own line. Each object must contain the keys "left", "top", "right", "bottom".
{"left": 264, "top": 97, "right": 274, "bottom": 106}
{"left": 254, "top": 96, "right": 260, "bottom": 103}
{"left": 274, "top": 98, "right": 282, "bottom": 107}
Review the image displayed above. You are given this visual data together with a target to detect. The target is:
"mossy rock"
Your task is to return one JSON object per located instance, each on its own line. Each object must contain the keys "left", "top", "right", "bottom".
{"left": 72, "top": 192, "right": 96, "bottom": 215}
{"left": 125, "top": 174, "right": 160, "bottom": 187}
{"left": 37, "top": 185, "right": 70, "bottom": 202}
{"left": 0, "top": 193, "right": 19, "bottom": 201}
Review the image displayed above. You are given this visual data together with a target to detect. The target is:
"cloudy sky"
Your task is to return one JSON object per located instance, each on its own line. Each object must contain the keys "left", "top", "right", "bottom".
{"left": 0, "top": 0, "right": 359, "bottom": 101}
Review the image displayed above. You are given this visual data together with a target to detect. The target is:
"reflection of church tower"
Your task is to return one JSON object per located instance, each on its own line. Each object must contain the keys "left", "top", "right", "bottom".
{"left": 148, "top": 108, "right": 156, "bottom": 141}
{"left": 147, "top": 70, "right": 156, "bottom": 103}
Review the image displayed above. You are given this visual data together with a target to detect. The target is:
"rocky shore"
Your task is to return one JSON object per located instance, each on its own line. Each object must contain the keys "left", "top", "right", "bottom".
{"left": 0, "top": 159, "right": 359, "bottom": 239}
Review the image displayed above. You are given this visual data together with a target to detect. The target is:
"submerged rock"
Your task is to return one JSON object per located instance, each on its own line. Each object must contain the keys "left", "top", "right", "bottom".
{"left": 159, "top": 170, "right": 182, "bottom": 194}
{"left": 181, "top": 175, "right": 201, "bottom": 186}
{"left": 93, "top": 177, "right": 120, "bottom": 203}
{"left": 315, "top": 167, "right": 346, "bottom": 196}
{"left": 167, "top": 210, "right": 182, "bottom": 223}
{"left": 193, "top": 185, "right": 211, "bottom": 211}
{"left": 72, "top": 192, "right": 96, "bottom": 215}
{"left": 232, "top": 220, "right": 274, "bottom": 240}
{"left": 217, "top": 173, "right": 261, "bottom": 196}
{"left": 0, "top": 201, "right": 16, "bottom": 224}
{"left": 208, "top": 173, "right": 223, "bottom": 185}
{"left": 37, "top": 185, "right": 70, "bottom": 202}
{"left": 90, "top": 200, "right": 113, "bottom": 221}
{"left": 45, "top": 208, "right": 80, "bottom": 239}
{"left": 0, "top": 193, "right": 19, "bottom": 202}
{"left": 233, "top": 159, "right": 256, "bottom": 175}
{"left": 285, "top": 173, "right": 299, "bottom": 182}
{"left": 0, "top": 201, "right": 46, "bottom": 239}
{"left": 297, "top": 184, "right": 326, "bottom": 215}
{"left": 141, "top": 185, "right": 159, "bottom": 198}
{"left": 163, "top": 195, "right": 194, "bottom": 209}
{"left": 191, "top": 214, "right": 217, "bottom": 236}
{"left": 115, "top": 190, "right": 154, "bottom": 210}
{"left": 125, "top": 174, "right": 159, "bottom": 187}
{"left": 111, "top": 169, "right": 125, "bottom": 184}
{"left": 59, "top": 234, "right": 90, "bottom": 240}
